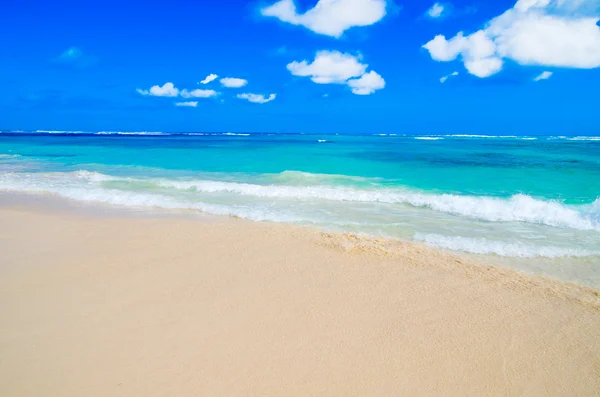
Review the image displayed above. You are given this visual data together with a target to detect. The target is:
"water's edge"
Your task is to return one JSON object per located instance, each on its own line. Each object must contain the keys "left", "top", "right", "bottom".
{"left": 3, "top": 190, "right": 600, "bottom": 295}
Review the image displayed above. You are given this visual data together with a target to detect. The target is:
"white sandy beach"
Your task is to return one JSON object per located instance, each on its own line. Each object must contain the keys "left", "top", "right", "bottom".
{"left": 1, "top": 198, "right": 599, "bottom": 396}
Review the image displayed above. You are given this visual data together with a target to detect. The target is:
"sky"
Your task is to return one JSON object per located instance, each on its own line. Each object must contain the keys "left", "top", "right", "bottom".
{"left": 1, "top": 0, "right": 599, "bottom": 135}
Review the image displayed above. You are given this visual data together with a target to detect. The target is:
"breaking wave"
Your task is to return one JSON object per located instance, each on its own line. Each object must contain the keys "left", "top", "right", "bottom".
{"left": 2, "top": 168, "right": 599, "bottom": 262}
{"left": 0, "top": 173, "right": 305, "bottom": 223}
{"left": 10, "top": 170, "right": 595, "bottom": 232}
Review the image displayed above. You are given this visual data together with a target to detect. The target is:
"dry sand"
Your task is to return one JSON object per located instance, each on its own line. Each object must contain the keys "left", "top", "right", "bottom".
{"left": 0, "top": 200, "right": 599, "bottom": 396}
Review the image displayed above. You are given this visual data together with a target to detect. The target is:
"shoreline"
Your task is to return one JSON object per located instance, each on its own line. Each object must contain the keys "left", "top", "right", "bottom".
{"left": 3, "top": 191, "right": 599, "bottom": 295}
{"left": 1, "top": 195, "right": 600, "bottom": 395}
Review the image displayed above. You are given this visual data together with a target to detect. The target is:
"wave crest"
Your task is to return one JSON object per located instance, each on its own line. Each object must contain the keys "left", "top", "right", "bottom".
{"left": 71, "top": 171, "right": 600, "bottom": 231}
{"left": 159, "top": 182, "right": 599, "bottom": 231}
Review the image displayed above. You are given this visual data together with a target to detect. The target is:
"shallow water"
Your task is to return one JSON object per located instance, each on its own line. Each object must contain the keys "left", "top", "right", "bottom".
{"left": 1, "top": 131, "right": 599, "bottom": 286}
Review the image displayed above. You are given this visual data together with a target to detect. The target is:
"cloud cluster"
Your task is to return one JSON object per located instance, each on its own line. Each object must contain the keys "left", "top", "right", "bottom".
{"left": 261, "top": 0, "right": 387, "bottom": 38}
{"left": 423, "top": 0, "right": 600, "bottom": 78}
{"left": 237, "top": 93, "right": 277, "bottom": 103}
{"left": 136, "top": 82, "right": 179, "bottom": 97}
{"left": 137, "top": 81, "right": 277, "bottom": 104}
{"left": 287, "top": 50, "right": 385, "bottom": 95}
{"left": 136, "top": 82, "right": 218, "bottom": 103}
{"left": 220, "top": 77, "right": 248, "bottom": 88}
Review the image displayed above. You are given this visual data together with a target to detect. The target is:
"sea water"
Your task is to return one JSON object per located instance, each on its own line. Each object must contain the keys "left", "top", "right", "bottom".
{"left": 1, "top": 131, "right": 599, "bottom": 285}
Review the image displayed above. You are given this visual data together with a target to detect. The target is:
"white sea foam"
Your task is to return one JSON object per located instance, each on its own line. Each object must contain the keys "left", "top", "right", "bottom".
{"left": 35, "top": 130, "right": 66, "bottom": 133}
{"left": 446, "top": 134, "right": 518, "bottom": 138}
{"left": 74, "top": 170, "right": 122, "bottom": 182}
{"left": 179, "top": 133, "right": 250, "bottom": 136}
{"left": 93, "top": 175, "right": 598, "bottom": 232}
{"left": 95, "top": 131, "right": 167, "bottom": 136}
{"left": 415, "top": 137, "right": 443, "bottom": 140}
{"left": 271, "top": 170, "right": 381, "bottom": 185}
{"left": 0, "top": 173, "right": 305, "bottom": 223}
{"left": 568, "top": 136, "right": 600, "bottom": 141}
{"left": 3, "top": 170, "right": 600, "bottom": 265}
{"left": 415, "top": 233, "right": 599, "bottom": 258}
{"left": 317, "top": 139, "right": 329, "bottom": 143}
{"left": 35, "top": 130, "right": 87, "bottom": 134}
{"left": 4, "top": 171, "right": 600, "bottom": 232}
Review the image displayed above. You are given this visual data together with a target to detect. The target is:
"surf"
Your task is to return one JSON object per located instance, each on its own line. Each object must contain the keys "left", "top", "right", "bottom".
{"left": 0, "top": 170, "right": 596, "bottom": 232}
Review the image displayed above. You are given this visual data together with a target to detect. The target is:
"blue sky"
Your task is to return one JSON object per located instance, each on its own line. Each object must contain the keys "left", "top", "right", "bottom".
{"left": 1, "top": 0, "right": 599, "bottom": 134}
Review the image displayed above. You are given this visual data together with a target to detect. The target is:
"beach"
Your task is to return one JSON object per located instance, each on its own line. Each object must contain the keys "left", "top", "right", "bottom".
{"left": 4, "top": 0, "right": 600, "bottom": 393}
{"left": 2, "top": 132, "right": 599, "bottom": 286}
{"left": 1, "top": 196, "right": 599, "bottom": 396}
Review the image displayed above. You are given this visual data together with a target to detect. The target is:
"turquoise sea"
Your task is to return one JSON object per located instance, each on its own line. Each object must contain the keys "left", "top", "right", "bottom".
{"left": 1, "top": 131, "right": 599, "bottom": 285}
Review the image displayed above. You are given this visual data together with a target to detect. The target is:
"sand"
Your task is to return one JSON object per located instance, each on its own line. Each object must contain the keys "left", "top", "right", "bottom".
{"left": 0, "top": 199, "right": 599, "bottom": 396}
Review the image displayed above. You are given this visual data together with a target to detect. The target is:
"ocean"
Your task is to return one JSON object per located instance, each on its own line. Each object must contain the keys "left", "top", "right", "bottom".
{"left": 1, "top": 130, "right": 599, "bottom": 286}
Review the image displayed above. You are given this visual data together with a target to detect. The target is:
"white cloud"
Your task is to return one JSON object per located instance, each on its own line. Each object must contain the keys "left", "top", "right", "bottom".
{"left": 137, "top": 83, "right": 219, "bottom": 99}
{"left": 220, "top": 77, "right": 248, "bottom": 88}
{"left": 423, "top": 34, "right": 466, "bottom": 62}
{"left": 347, "top": 71, "right": 386, "bottom": 94}
{"left": 180, "top": 89, "right": 218, "bottom": 98}
{"left": 175, "top": 101, "right": 198, "bottom": 107}
{"left": 287, "top": 50, "right": 367, "bottom": 83}
{"left": 464, "top": 57, "right": 504, "bottom": 77}
{"left": 422, "top": 0, "right": 600, "bottom": 77}
{"left": 261, "top": 0, "right": 387, "bottom": 38}
{"left": 490, "top": 11, "right": 600, "bottom": 68}
{"left": 427, "top": 3, "right": 446, "bottom": 18}
{"left": 440, "top": 71, "right": 459, "bottom": 83}
{"left": 423, "top": 30, "right": 504, "bottom": 77}
{"left": 287, "top": 50, "right": 385, "bottom": 95}
{"left": 533, "top": 71, "right": 553, "bottom": 81}
{"left": 199, "top": 74, "right": 218, "bottom": 84}
{"left": 136, "top": 82, "right": 179, "bottom": 97}
{"left": 237, "top": 93, "right": 277, "bottom": 104}
{"left": 514, "top": 0, "right": 551, "bottom": 12}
